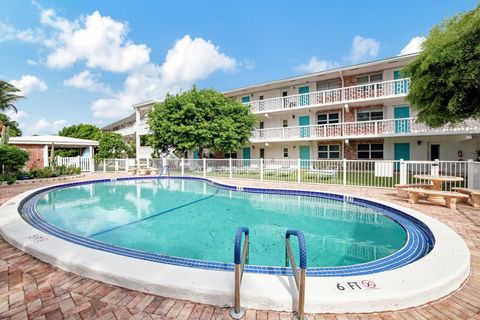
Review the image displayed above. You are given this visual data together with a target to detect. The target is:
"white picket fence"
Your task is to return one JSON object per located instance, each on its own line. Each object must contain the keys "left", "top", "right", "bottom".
{"left": 58, "top": 156, "right": 480, "bottom": 190}
{"left": 56, "top": 156, "right": 93, "bottom": 172}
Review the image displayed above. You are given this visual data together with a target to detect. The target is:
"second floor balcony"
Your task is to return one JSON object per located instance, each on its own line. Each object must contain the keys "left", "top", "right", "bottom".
{"left": 250, "top": 118, "right": 480, "bottom": 142}
{"left": 246, "top": 78, "right": 410, "bottom": 114}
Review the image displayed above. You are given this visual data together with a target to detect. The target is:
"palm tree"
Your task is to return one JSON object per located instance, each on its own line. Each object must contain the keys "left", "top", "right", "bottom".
{"left": 0, "top": 80, "right": 24, "bottom": 113}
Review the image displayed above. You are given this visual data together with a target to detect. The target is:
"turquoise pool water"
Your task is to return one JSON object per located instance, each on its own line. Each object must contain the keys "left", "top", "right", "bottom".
{"left": 36, "top": 179, "right": 407, "bottom": 268}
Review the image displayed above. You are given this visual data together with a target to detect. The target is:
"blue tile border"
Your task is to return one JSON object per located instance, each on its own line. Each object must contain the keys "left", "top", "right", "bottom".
{"left": 18, "top": 176, "right": 435, "bottom": 277}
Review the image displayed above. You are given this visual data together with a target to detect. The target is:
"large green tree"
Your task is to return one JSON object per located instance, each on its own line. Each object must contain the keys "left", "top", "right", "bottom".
{"left": 0, "top": 113, "right": 22, "bottom": 137}
{"left": 0, "top": 80, "right": 24, "bottom": 113}
{"left": 148, "top": 86, "right": 256, "bottom": 157}
{"left": 403, "top": 5, "right": 480, "bottom": 127}
{"left": 95, "top": 132, "right": 127, "bottom": 160}
{"left": 58, "top": 123, "right": 102, "bottom": 141}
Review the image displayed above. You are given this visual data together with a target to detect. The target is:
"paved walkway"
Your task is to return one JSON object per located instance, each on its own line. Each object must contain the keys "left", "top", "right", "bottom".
{"left": 1, "top": 174, "right": 479, "bottom": 319}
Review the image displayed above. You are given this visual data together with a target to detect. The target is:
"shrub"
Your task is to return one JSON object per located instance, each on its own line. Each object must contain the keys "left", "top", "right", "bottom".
{"left": 0, "top": 145, "right": 29, "bottom": 175}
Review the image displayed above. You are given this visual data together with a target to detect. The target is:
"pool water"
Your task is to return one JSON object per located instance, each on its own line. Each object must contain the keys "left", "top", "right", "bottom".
{"left": 36, "top": 179, "right": 407, "bottom": 268}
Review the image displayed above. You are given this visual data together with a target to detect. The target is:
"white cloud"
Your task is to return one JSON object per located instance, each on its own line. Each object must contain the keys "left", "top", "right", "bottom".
{"left": 160, "top": 35, "right": 236, "bottom": 84}
{"left": 10, "top": 75, "right": 48, "bottom": 95}
{"left": 91, "top": 35, "right": 237, "bottom": 118}
{"left": 26, "top": 59, "right": 38, "bottom": 66}
{"left": 0, "top": 22, "right": 44, "bottom": 43}
{"left": 348, "top": 35, "right": 380, "bottom": 63}
{"left": 41, "top": 9, "right": 150, "bottom": 72}
{"left": 64, "top": 70, "right": 112, "bottom": 94}
{"left": 4, "top": 110, "right": 29, "bottom": 122}
{"left": 399, "top": 36, "right": 425, "bottom": 55}
{"left": 31, "top": 118, "right": 67, "bottom": 135}
{"left": 295, "top": 56, "right": 340, "bottom": 73}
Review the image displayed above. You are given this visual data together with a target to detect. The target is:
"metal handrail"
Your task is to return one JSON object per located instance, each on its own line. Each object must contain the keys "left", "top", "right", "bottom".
{"left": 231, "top": 227, "right": 249, "bottom": 319}
{"left": 160, "top": 165, "right": 170, "bottom": 176}
{"left": 285, "top": 230, "right": 307, "bottom": 320}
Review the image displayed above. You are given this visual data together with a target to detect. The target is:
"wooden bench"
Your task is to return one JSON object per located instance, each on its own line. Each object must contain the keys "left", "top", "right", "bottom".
{"left": 395, "top": 184, "right": 433, "bottom": 198}
{"left": 405, "top": 188, "right": 469, "bottom": 210}
{"left": 453, "top": 188, "right": 480, "bottom": 208}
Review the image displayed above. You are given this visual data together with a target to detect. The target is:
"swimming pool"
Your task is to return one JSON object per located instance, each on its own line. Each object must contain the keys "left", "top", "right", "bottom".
{"left": 20, "top": 177, "right": 434, "bottom": 276}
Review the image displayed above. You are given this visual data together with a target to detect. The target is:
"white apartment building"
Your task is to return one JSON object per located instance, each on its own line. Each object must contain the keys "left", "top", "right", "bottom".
{"left": 103, "top": 53, "right": 480, "bottom": 162}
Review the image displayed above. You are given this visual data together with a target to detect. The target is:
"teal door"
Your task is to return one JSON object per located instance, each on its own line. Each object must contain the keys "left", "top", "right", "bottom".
{"left": 193, "top": 149, "right": 199, "bottom": 159}
{"left": 394, "top": 70, "right": 409, "bottom": 94}
{"left": 394, "top": 143, "right": 410, "bottom": 169}
{"left": 242, "top": 147, "right": 251, "bottom": 166}
{"left": 298, "top": 86, "right": 310, "bottom": 106}
{"left": 241, "top": 96, "right": 250, "bottom": 104}
{"left": 394, "top": 106, "right": 411, "bottom": 133}
{"left": 299, "top": 116, "right": 310, "bottom": 138}
{"left": 299, "top": 146, "right": 310, "bottom": 168}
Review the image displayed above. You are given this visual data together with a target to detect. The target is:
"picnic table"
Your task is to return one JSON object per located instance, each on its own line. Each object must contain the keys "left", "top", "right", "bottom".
{"left": 413, "top": 174, "right": 464, "bottom": 203}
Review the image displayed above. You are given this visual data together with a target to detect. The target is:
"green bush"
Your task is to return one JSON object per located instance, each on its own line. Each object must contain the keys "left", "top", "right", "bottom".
{"left": 0, "top": 173, "right": 17, "bottom": 184}
{"left": 0, "top": 145, "right": 29, "bottom": 175}
{"left": 29, "top": 167, "right": 54, "bottom": 179}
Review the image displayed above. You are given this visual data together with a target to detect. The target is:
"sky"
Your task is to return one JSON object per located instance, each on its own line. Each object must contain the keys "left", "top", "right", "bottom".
{"left": 0, "top": 0, "right": 477, "bottom": 135}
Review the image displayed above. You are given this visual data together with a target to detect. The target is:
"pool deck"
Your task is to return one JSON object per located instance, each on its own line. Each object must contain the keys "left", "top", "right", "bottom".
{"left": 0, "top": 173, "right": 479, "bottom": 319}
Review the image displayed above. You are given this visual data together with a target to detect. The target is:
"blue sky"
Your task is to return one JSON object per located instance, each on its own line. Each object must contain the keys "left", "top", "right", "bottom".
{"left": 0, "top": 0, "right": 476, "bottom": 135}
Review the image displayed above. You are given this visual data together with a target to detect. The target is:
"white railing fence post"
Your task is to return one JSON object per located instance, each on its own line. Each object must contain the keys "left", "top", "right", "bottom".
{"left": 181, "top": 158, "right": 185, "bottom": 176}
{"left": 103, "top": 159, "right": 106, "bottom": 173}
{"left": 90, "top": 158, "right": 95, "bottom": 173}
{"left": 125, "top": 158, "right": 129, "bottom": 172}
{"left": 467, "top": 159, "right": 480, "bottom": 189}
{"left": 229, "top": 158, "right": 233, "bottom": 180}
{"left": 297, "top": 158, "right": 301, "bottom": 184}
{"left": 400, "top": 159, "right": 407, "bottom": 185}
{"left": 115, "top": 159, "right": 119, "bottom": 172}
{"left": 76, "top": 156, "right": 80, "bottom": 169}
{"left": 203, "top": 158, "right": 207, "bottom": 178}
{"left": 260, "top": 158, "right": 264, "bottom": 181}
{"left": 431, "top": 159, "right": 440, "bottom": 176}
{"left": 343, "top": 158, "right": 347, "bottom": 186}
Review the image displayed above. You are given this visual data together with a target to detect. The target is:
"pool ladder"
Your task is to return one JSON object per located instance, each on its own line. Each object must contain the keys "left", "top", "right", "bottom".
{"left": 230, "top": 227, "right": 307, "bottom": 320}
{"left": 160, "top": 165, "right": 171, "bottom": 177}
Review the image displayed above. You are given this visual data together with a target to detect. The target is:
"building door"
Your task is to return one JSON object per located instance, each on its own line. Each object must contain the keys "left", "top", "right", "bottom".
{"left": 242, "top": 147, "right": 251, "bottom": 166}
{"left": 298, "top": 86, "right": 310, "bottom": 106}
{"left": 241, "top": 96, "right": 250, "bottom": 104}
{"left": 193, "top": 149, "right": 199, "bottom": 160}
{"left": 394, "top": 143, "right": 410, "bottom": 169}
{"left": 259, "top": 148, "right": 265, "bottom": 159}
{"left": 393, "top": 70, "right": 409, "bottom": 94}
{"left": 430, "top": 144, "right": 440, "bottom": 161}
{"left": 394, "top": 106, "right": 410, "bottom": 133}
{"left": 299, "top": 116, "right": 310, "bottom": 138}
{"left": 299, "top": 146, "right": 310, "bottom": 168}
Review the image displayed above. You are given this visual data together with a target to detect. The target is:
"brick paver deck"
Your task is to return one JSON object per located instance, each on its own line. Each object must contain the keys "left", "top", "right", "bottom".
{"left": 1, "top": 174, "right": 479, "bottom": 319}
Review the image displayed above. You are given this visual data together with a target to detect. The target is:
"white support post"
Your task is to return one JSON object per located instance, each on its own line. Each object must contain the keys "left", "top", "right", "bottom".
{"left": 114, "top": 159, "right": 119, "bottom": 172}
{"left": 260, "top": 158, "right": 264, "bottom": 181}
{"left": 343, "top": 158, "right": 347, "bottom": 187}
{"left": 125, "top": 159, "right": 129, "bottom": 172}
{"left": 297, "top": 158, "right": 301, "bottom": 184}
{"left": 229, "top": 158, "right": 233, "bottom": 180}
{"left": 181, "top": 158, "right": 185, "bottom": 176}
{"left": 76, "top": 156, "right": 81, "bottom": 169}
{"left": 103, "top": 159, "right": 106, "bottom": 173}
{"left": 146, "top": 158, "right": 150, "bottom": 168}
{"left": 431, "top": 159, "right": 440, "bottom": 176}
{"left": 90, "top": 158, "right": 95, "bottom": 173}
{"left": 400, "top": 159, "right": 407, "bottom": 185}
{"left": 203, "top": 158, "right": 207, "bottom": 178}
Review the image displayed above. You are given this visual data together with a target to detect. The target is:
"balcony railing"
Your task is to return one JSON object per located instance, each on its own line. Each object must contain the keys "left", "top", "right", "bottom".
{"left": 246, "top": 78, "right": 410, "bottom": 113}
{"left": 250, "top": 118, "right": 480, "bottom": 142}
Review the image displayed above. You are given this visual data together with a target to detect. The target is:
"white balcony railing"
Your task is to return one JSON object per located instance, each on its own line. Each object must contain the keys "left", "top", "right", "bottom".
{"left": 247, "top": 78, "right": 410, "bottom": 113}
{"left": 114, "top": 125, "right": 136, "bottom": 136}
{"left": 250, "top": 118, "right": 480, "bottom": 142}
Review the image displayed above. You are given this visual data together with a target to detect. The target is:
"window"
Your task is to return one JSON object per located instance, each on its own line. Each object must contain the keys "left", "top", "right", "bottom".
{"left": 259, "top": 122, "right": 264, "bottom": 129}
{"left": 318, "top": 144, "right": 341, "bottom": 159}
{"left": 282, "top": 91, "right": 288, "bottom": 97}
{"left": 282, "top": 120, "right": 288, "bottom": 127}
{"left": 317, "top": 78, "right": 341, "bottom": 91}
{"left": 283, "top": 148, "right": 289, "bottom": 158}
{"left": 356, "top": 109, "right": 383, "bottom": 122}
{"left": 317, "top": 112, "right": 340, "bottom": 125}
{"left": 260, "top": 148, "right": 265, "bottom": 159}
{"left": 358, "top": 143, "right": 384, "bottom": 159}
{"left": 225, "top": 152, "right": 237, "bottom": 159}
{"left": 356, "top": 73, "right": 383, "bottom": 84}
{"left": 259, "top": 95, "right": 264, "bottom": 100}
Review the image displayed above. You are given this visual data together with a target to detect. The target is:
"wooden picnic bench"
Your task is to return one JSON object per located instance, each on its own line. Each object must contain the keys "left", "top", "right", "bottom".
{"left": 452, "top": 188, "right": 480, "bottom": 208}
{"left": 405, "top": 188, "right": 469, "bottom": 210}
{"left": 395, "top": 183, "right": 433, "bottom": 198}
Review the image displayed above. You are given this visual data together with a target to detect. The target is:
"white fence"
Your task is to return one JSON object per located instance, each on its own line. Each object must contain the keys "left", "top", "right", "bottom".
{"left": 59, "top": 156, "right": 480, "bottom": 190}
{"left": 57, "top": 156, "right": 92, "bottom": 172}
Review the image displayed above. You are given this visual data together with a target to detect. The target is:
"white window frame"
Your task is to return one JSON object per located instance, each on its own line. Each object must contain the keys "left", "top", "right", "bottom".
{"left": 317, "top": 144, "right": 341, "bottom": 159}
{"left": 283, "top": 147, "right": 289, "bottom": 158}
{"left": 357, "top": 143, "right": 384, "bottom": 159}
{"left": 356, "top": 109, "right": 384, "bottom": 122}
{"left": 282, "top": 119, "right": 288, "bottom": 127}
{"left": 317, "top": 112, "right": 340, "bottom": 125}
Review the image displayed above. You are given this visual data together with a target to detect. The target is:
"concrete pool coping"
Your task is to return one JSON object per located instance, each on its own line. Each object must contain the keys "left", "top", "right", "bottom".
{"left": 0, "top": 177, "right": 470, "bottom": 313}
